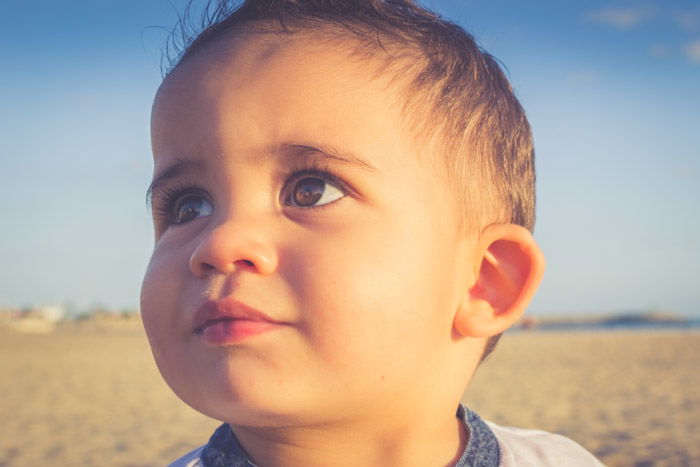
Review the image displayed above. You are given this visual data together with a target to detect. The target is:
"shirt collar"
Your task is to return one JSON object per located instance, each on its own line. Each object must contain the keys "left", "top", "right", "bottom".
{"left": 200, "top": 405, "right": 500, "bottom": 466}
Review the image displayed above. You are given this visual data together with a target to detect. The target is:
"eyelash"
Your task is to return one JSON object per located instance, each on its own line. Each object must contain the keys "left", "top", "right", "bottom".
{"left": 283, "top": 161, "right": 350, "bottom": 207}
{"left": 151, "top": 183, "right": 208, "bottom": 227}
{"left": 149, "top": 162, "right": 350, "bottom": 228}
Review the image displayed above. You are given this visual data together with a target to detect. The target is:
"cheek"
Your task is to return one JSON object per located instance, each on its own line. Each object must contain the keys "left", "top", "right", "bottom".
{"left": 140, "top": 246, "right": 188, "bottom": 350}
{"left": 140, "top": 250, "right": 203, "bottom": 400}
{"left": 140, "top": 264, "right": 170, "bottom": 362}
{"left": 284, "top": 218, "right": 455, "bottom": 356}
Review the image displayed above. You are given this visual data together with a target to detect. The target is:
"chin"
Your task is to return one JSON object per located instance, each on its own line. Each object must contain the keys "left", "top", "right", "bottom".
{"left": 171, "top": 373, "right": 300, "bottom": 427}
{"left": 197, "top": 397, "right": 312, "bottom": 428}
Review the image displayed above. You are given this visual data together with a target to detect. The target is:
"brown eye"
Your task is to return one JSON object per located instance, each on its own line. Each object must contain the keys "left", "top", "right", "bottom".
{"left": 173, "top": 195, "right": 213, "bottom": 224}
{"left": 284, "top": 175, "right": 345, "bottom": 208}
{"left": 293, "top": 177, "right": 324, "bottom": 206}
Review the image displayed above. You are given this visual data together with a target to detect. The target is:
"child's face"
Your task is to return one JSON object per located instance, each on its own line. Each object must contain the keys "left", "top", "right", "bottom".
{"left": 142, "top": 33, "right": 477, "bottom": 426}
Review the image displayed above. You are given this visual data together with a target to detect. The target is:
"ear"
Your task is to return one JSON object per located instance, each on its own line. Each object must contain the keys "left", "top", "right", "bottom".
{"left": 453, "top": 224, "right": 545, "bottom": 338}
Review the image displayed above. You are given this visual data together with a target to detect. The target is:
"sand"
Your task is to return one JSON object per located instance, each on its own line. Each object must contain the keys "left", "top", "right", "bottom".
{"left": 1, "top": 324, "right": 698, "bottom": 466}
{"left": 463, "top": 331, "right": 700, "bottom": 466}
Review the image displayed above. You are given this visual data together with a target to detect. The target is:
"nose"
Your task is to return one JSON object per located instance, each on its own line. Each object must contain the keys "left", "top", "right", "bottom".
{"left": 189, "top": 220, "right": 278, "bottom": 277}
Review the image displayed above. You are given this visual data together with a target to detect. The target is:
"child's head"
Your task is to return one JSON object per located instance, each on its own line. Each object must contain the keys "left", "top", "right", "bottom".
{"left": 141, "top": 0, "right": 543, "bottom": 430}
{"left": 170, "top": 0, "right": 535, "bottom": 233}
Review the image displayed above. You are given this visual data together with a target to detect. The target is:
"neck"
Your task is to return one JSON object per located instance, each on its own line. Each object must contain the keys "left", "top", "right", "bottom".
{"left": 232, "top": 405, "right": 468, "bottom": 467}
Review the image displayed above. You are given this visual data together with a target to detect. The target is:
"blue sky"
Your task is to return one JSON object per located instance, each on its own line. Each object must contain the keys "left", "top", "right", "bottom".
{"left": 1, "top": 0, "right": 698, "bottom": 316}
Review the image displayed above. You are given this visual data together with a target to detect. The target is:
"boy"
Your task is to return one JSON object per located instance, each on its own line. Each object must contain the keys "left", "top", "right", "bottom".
{"left": 141, "top": 0, "right": 603, "bottom": 465}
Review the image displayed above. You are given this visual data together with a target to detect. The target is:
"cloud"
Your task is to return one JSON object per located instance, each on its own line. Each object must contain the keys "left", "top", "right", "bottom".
{"left": 673, "top": 11, "right": 700, "bottom": 33}
{"left": 683, "top": 39, "right": 700, "bottom": 63}
{"left": 649, "top": 43, "right": 669, "bottom": 58}
{"left": 586, "top": 6, "right": 655, "bottom": 29}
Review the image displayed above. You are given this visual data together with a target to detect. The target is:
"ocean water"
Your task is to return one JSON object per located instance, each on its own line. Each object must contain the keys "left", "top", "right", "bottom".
{"left": 513, "top": 316, "right": 700, "bottom": 333}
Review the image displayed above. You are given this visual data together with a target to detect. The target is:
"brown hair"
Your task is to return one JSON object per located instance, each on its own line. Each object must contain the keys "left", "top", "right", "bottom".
{"left": 164, "top": 0, "right": 535, "bottom": 361}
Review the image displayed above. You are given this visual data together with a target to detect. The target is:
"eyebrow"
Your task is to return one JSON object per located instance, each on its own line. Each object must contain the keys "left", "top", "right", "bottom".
{"left": 281, "top": 143, "right": 378, "bottom": 172}
{"left": 146, "top": 158, "right": 204, "bottom": 203}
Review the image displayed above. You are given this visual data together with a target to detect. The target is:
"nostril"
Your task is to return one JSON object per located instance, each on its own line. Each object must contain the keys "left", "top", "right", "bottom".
{"left": 197, "top": 260, "right": 254, "bottom": 275}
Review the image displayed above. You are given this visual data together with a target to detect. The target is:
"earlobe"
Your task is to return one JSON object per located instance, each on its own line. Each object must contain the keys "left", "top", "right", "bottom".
{"left": 454, "top": 224, "right": 545, "bottom": 338}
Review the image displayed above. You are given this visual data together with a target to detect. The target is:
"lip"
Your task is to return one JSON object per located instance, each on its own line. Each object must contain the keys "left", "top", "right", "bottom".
{"left": 192, "top": 298, "right": 284, "bottom": 344}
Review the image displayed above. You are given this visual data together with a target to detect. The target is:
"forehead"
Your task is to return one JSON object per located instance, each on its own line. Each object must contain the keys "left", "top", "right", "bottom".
{"left": 151, "top": 30, "right": 419, "bottom": 165}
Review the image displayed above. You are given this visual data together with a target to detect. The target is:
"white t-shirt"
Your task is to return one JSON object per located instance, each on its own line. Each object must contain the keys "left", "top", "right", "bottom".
{"left": 487, "top": 422, "right": 604, "bottom": 467}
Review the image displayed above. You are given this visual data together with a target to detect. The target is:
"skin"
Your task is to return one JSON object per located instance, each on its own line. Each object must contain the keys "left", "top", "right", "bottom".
{"left": 142, "top": 30, "right": 544, "bottom": 467}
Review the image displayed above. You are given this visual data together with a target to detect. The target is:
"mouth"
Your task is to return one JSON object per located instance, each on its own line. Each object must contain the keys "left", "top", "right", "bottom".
{"left": 192, "top": 298, "right": 285, "bottom": 344}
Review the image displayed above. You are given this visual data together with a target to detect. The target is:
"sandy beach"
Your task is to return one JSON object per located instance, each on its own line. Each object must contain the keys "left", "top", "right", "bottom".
{"left": 1, "top": 324, "right": 698, "bottom": 466}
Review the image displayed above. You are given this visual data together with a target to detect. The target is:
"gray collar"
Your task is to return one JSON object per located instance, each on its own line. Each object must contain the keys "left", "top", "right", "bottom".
{"left": 201, "top": 405, "right": 500, "bottom": 466}
{"left": 455, "top": 405, "right": 500, "bottom": 466}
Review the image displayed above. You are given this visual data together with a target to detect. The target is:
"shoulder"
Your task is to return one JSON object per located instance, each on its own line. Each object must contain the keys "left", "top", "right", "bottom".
{"left": 168, "top": 445, "right": 205, "bottom": 467}
{"left": 486, "top": 422, "right": 604, "bottom": 467}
